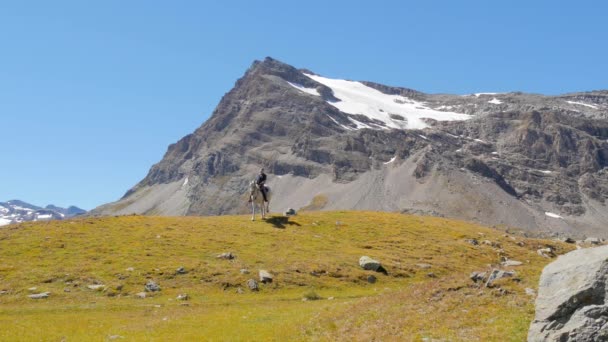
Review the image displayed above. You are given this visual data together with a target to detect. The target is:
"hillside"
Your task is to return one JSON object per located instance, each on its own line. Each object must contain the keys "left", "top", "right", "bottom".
{"left": 0, "top": 212, "right": 574, "bottom": 341}
{"left": 91, "top": 57, "right": 608, "bottom": 238}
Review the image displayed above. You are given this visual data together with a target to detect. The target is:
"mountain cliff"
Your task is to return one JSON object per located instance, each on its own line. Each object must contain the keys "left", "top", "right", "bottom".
{"left": 91, "top": 57, "right": 608, "bottom": 238}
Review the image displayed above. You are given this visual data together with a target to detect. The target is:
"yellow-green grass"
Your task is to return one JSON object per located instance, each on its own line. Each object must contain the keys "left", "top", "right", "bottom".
{"left": 0, "top": 212, "right": 573, "bottom": 341}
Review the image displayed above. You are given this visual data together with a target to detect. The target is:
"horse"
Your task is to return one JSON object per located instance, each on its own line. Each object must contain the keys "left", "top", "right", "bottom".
{"left": 249, "top": 180, "right": 271, "bottom": 221}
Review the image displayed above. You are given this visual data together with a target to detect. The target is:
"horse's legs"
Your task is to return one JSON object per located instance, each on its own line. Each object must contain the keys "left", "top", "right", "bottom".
{"left": 261, "top": 200, "right": 266, "bottom": 219}
{"left": 251, "top": 199, "right": 255, "bottom": 221}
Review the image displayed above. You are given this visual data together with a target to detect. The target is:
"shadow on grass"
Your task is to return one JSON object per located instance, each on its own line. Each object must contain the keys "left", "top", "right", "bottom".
{"left": 263, "top": 216, "right": 301, "bottom": 229}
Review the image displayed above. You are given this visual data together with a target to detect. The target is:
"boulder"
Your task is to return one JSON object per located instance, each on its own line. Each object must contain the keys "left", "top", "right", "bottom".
{"left": 217, "top": 252, "right": 235, "bottom": 260}
{"left": 501, "top": 260, "right": 523, "bottom": 267}
{"left": 465, "top": 239, "right": 479, "bottom": 246}
{"left": 176, "top": 266, "right": 187, "bottom": 274}
{"left": 359, "top": 256, "right": 386, "bottom": 273}
{"left": 144, "top": 280, "right": 161, "bottom": 292}
{"left": 28, "top": 292, "right": 49, "bottom": 299}
{"left": 87, "top": 284, "right": 105, "bottom": 291}
{"left": 584, "top": 237, "right": 602, "bottom": 245}
{"left": 259, "top": 270, "right": 273, "bottom": 284}
{"left": 246, "top": 279, "right": 259, "bottom": 291}
{"left": 485, "top": 269, "right": 515, "bottom": 287}
{"left": 528, "top": 245, "right": 608, "bottom": 341}
{"left": 367, "top": 275, "right": 377, "bottom": 284}
{"left": 284, "top": 208, "right": 297, "bottom": 216}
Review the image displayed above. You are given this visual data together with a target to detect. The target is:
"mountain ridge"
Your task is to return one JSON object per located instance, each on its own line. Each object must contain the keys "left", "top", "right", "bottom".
{"left": 91, "top": 57, "right": 608, "bottom": 238}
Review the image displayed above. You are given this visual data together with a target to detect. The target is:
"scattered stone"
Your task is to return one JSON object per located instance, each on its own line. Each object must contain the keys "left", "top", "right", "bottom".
{"left": 367, "top": 275, "right": 377, "bottom": 284}
{"left": 176, "top": 294, "right": 189, "bottom": 301}
{"left": 427, "top": 272, "right": 437, "bottom": 278}
{"left": 485, "top": 269, "right": 515, "bottom": 287}
{"left": 482, "top": 240, "right": 501, "bottom": 248}
{"left": 537, "top": 247, "right": 555, "bottom": 258}
{"left": 87, "top": 284, "right": 105, "bottom": 291}
{"left": 416, "top": 263, "right": 432, "bottom": 269}
{"left": 560, "top": 237, "right": 576, "bottom": 244}
{"left": 246, "top": 279, "right": 259, "bottom": 291}
{"left": 116, "top": 284, "right": 124, "bottom": 291}
{"left": 0, "top": 290, "right": 8, "bottom": 295}
{"left": 528, "top": 245, "right": 608, "bottom": 341}
{"left": 517, "top": 241, "right": 525, "bottom": 247}
{"left": 327, "top": 297, "right": 335, "bottom": 300}
{"left": 64, "top": 288, "right": 71, "bottom": 293}
{"left": 470, "top": 272, "right": 487, "bottom": 283}
{"left": 284, "top": 208, "right": 297, "bottom": 216}
{"left": 525, "top": 288, "right": 536, "bottom": 296}
{"left": 176, "top": 266, "right": 187, "bottom": 274}
{"left": 584, "top": 237, "right": 602, "bottom": 245}
{"left": 217, "top": 252, "right": 235, "bottom": 260}
{"left": 108, "top": 335, "right": 124, "bottom": 340}
{"left": 236, "top": 287, "right": 244, "bottom": 294}
{"left": 126, "top": 267, "right": 135, "bottom": 272}
{"left": 28, "top": 292, "right": 50, "bottom": 299}
{"left": 135, "top": 292, "right": 147, "bottom": 299}
{"left": 465, "top": 239, "right": 479, "bottom": 246}
{"left": 240, "top": 269, "right": 250, "bottom": 275}
{"left": 144, "top": 280, "right": 161, "bottom": 292}
{"left": 359, "top": 256, "right": 387, "bottom": 274}
{"left": 501, "top": 260, "right": 523, "bottom": 267}
{"left": 28, "top": 287, "right": 37, "bottom": 292}
{"left": 259, "top": 270, "right": 273, "bottom": 284}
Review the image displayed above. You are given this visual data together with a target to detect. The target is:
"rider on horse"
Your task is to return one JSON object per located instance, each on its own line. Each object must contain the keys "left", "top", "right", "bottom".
{"left": 255, "top": 168, "right": 268, "bottom": 203}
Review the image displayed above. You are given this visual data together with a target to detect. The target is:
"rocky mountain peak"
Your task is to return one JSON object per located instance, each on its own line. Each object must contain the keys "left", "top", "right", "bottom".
{"left": 93, "top": 58, "right": 608, "bottom": 238}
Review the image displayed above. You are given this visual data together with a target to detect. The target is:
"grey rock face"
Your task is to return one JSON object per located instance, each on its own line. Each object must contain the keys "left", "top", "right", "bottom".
{"left": 528, "top": 245, "right": 608, "bottom": 341}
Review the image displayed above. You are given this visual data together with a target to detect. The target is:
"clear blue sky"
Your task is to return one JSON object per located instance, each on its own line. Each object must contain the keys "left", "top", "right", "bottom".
{"left": 1, "top": 1, "right": 606, "bottom": 210}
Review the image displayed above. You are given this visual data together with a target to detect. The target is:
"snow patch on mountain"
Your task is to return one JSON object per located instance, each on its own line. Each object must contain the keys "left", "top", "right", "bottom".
{"left": 566, "top": 100, "right": 598, "bottom": 109}
{"left": 488, "top": 98, "right": 503, "bottom": 105}
{"left": 287, "top": 82, "right": 320, "bottom": 97}
{"left": 298, "top": 73, "right": 471, "bottom": 129}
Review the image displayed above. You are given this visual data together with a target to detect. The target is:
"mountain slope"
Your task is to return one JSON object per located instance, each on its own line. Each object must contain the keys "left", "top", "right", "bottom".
{"left": 91, "top": 57, "right": 608, "bottom": 237}
{"left": 0, "top": 212, "right": 575, "bottom": 340}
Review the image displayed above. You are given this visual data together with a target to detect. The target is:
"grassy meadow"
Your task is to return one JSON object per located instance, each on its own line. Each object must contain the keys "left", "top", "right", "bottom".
{"left": 0, "top": 212, "right": 573, "bottom": 341}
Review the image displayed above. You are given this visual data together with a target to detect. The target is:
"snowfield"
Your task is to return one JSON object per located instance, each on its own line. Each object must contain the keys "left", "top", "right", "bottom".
{"left": 566, "top": 100, "right": 598, "bottom": 109}
{"left": 289, "top": 74, "right": 471, "bottom": 130}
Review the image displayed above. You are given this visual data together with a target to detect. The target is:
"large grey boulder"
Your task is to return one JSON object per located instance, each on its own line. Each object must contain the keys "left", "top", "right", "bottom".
{"left": 528, "top": 245, "right": 608, "bottom": 341}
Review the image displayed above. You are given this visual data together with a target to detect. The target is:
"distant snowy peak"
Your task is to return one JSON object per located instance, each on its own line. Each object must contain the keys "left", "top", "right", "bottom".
{"left": 288, "top": 73, "right": 471, "bottom": 130}
{"left": 0, "top": 200, "right": 86, "bottom": 227}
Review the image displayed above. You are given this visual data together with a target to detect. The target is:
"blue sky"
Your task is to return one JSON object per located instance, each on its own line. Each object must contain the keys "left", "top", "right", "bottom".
{"left": 1, "top": 0, "right": 606, "bottom": 209}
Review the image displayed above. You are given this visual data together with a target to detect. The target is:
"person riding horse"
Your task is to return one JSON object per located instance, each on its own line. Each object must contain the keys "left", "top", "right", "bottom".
{"left": 255, "top": 168, "right": 268, "bottom": 203}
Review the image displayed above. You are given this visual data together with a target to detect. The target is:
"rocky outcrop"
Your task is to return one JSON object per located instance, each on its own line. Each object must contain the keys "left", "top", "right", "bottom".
{"left": 528, "top": 245, "right": 608, "bottom": 341}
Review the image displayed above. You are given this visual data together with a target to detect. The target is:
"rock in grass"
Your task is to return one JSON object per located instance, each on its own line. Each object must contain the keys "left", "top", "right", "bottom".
{"left": 528, "top": 245, "right": 608, "bottom": 341}
{"left": 28, "top": 292, "right": 50, "bottom": 299}
{"left": 135, "top": 292, "right": 147, "bottom": 299}
{"left": 367, "top": 275, "right": 377, "bottom": 284}
{"left": 501, "top": 260, "right": 523, "bottom": 267}
{"left": 470, "top": 271, "right": 487, "bottom": 283}
{"left": 359, "top": 256, "right": 381, "bottom": 271}
{"left": 176, "top": 266, "right": 187, "bottom": 274}
{"left": 87, "top": 284, "right": 105, "bottom": 291}
{"left": 144, "top": 280, "right": 161, "bottom": 292}
{"left": 0, "top": 290, "right": 8, "bottom": 295}
{"left": 217, "top": 252, "right": 235, "bottom": 260}
{"left": 240, "top": 269, "right": 250, "bottom": 274}
{"left": 485, "top": 269, "right": 515, "bottom": 287}
{"left": 465, "top": 239, "right": 479, "bottom": 246}
{"left": 284, "top": 208, "right": 297, "bottom": 216}
{"left": 259, "top": 270, "right": 273, "bottom": 284}
{"left": 416, "top": 263, "right": 432, "bottom": 269}
{"left": 176, "top": 294, "right": 189, "bottom": 301}
{"left": 359, "top": 256, "right": 387, "bottom": 274}
{"left": 246, "top": 279, "right": 259, "bottom": 291}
